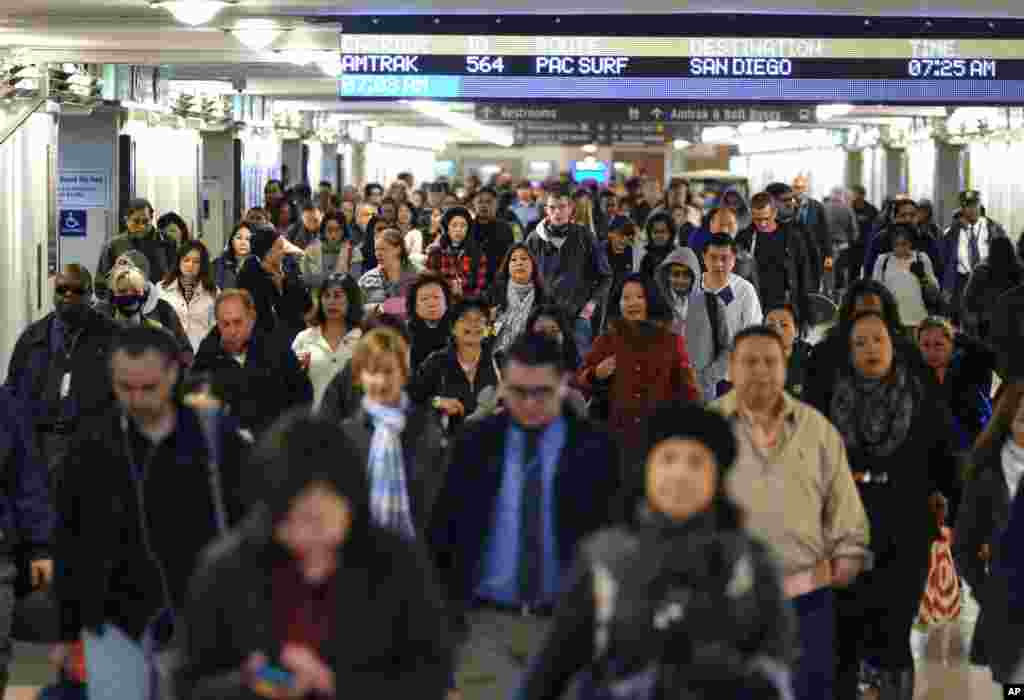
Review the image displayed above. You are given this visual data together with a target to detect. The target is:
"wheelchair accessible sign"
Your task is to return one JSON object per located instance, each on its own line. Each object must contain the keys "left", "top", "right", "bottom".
{"left": 59, "top": 209, "right": 87, "bottom": 237}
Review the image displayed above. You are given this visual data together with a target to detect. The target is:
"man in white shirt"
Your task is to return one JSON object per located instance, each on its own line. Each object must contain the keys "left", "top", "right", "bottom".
{"left": 700, "top": 233, "right": 762, "bottom": 399}
{"left": 940, "top": 189, "right": 1007, "bottom": 320}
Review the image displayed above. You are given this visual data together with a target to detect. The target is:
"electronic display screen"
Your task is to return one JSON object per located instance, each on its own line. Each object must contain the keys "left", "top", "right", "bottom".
{"left": 334, "top": 35, "right": 1024, "bottom": 103}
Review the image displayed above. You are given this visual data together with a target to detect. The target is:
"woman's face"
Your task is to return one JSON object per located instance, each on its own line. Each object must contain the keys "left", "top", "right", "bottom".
{"left": 375, "top": 235, "right": 401, "bottom": 267}
{"left": 918, "top": 328, "right": 953, "bottom": 371}
{"left": 765, "top": 309, "right": 797, "bottom": 353}
{"left": 277, "top": 205, "right": 292, "bottom": 228}
{"left": 453, "top": 308, "right": 488, "bottom": 347}
{"left": 179, "top": 249, "right": 201, "bottom": 280}
{"left": 893, "top": 236, "right": 914, "bottom": 259}
{"left": 851, "top": 315, "right": 894, "bottom": 379}
{"left": 621, "top": 281, "right": 648, "bottom": 322}
{"left": 398, "top": 205, "right": 414, "bottom": 227}
{"left": 508, "top": 248, "right": 533, "bottom": 285}
{"left": 448, "top": 215, "right": 470, "bottom": 245}
{"left": 411, "top": 191, "right": 425, "bottom": 209}
{"left": 533, "top": 316, "right": 563, "bottom": 344}
{"left": 430, "top": 208, "right": 443, "bottom": 232}
{"left": 232, "top": 227, "right": 251, "bottom": 257}
{"left": 853, "top": 293, "right": 883, "bottom": 315}
{"left": 646, "top": 438, "right": 718, "bottom": 522}
{"left": 321, "top": 286, "right": 349, "bottom": 322}
{"left": 415, "top": 283, "right": 447, "bottom": 322}
{"left": 325, "top": 220, "right": 344, "bottom": 242}
{"left": 126, "top": 208, "right": 150, "bottom": 235}
{"left": 1013, "top": 401, "right": 1024, "bottom": 449}
{"left": 650, "top": 220, "right": 672, "bottom": 247}
{"left": 360, "top": 352, "right": 407, "bottom": 406}
{"left": 275, "top": 483, "right": 351, "bottom": 584}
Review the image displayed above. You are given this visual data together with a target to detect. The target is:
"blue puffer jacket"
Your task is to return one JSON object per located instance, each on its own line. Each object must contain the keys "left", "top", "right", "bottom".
{"left": 0, "top": 386, "right": 55, "bottom": 558}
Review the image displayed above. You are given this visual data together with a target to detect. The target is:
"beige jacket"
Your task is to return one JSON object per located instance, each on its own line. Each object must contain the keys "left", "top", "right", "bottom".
{"left": 712, "top": 391, "right": 871, "bottom": 585}
{"left": 158, "top": 279, "right": 218, "bottom": 352}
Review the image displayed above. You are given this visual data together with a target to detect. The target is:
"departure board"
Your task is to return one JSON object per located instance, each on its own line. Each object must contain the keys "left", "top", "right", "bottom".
{"left": 334, "top": 35, "right": 1024, "bottom": 103}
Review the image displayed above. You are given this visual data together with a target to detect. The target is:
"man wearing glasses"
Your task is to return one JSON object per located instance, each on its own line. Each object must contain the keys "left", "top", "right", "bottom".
{"left": 5, "top": 265, "right": 120, "bottom": 473}
{"left": 429, "top": 333, "right": 621, "bottom": 700}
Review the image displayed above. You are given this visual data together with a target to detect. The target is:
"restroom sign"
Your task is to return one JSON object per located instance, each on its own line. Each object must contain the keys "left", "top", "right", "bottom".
{"left": 59, "top": 210, "right": 87, "bottom": 237}
{"left": 58, "top": 169, "right": 110, "bottom": 208}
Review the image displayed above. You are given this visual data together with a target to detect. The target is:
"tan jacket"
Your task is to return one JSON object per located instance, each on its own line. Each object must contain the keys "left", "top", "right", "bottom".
{"left": 712, "top": 391, "right": 871, "bottom": 583}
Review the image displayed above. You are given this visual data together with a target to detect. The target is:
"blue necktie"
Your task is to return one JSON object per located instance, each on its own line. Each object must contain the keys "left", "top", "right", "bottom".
{"left": 968, "top": 225, "right": 981, "bottom": 270}
{"left": 519, "top": 431, "right": 543, "bottom": 606}
{"left": 718, "top": 287, "right": 735, "bottom": 306}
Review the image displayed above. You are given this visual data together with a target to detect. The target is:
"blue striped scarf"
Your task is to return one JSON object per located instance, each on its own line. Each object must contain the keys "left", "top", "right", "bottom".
{"left": 363, "top": 394, "right": 416, "bottom": 540}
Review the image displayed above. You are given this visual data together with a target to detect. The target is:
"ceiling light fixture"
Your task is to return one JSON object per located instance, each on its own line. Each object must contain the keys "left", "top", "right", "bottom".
{"left": 581, "top": 143, "right": 598, "bottom": 154}
{"left": 672, "top": 139, "right": 691, "bottom": 150}
{"left": 151, "top": 0, "right": 229, "bottom": 27}
{"left": 404, "top": 100, "right": 514, "bottom": 147}
{"left": 229, "top": 21, "right": 287, "bottom": 52}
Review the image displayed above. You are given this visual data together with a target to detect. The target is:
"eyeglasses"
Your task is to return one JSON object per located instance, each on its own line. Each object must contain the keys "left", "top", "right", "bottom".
{"left": 55, "top": 285, "right": 86, "bottom": 297}
{"left": 505, "top": 384, "right": 557, "bottom": 402}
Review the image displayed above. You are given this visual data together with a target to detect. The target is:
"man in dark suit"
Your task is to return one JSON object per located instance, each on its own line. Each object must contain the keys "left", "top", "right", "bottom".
{"left": 429, "top": 334, "right": 622, "bottom": 700}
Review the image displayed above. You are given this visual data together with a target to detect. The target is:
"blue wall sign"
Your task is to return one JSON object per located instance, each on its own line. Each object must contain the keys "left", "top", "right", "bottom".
{"left": 59, "top": 210, "right": 88, "bottom": 237}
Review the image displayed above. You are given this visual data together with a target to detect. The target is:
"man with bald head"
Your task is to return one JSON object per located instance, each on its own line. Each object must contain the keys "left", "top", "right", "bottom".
{"left": 6, "top": 265, "right": 120, "bottom": 471}
{"left": 792, "top": 175, "right": 832, "bottom": 292}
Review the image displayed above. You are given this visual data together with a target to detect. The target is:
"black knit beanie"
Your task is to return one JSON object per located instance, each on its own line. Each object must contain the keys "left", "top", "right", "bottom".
{"left": 644, "top": 400, "right": 738, "bottom": 479}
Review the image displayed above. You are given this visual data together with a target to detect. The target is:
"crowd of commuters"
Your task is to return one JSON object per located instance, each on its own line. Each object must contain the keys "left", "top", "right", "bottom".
{"left": 0, "top": 166, "right": 1023, "bottom": 700}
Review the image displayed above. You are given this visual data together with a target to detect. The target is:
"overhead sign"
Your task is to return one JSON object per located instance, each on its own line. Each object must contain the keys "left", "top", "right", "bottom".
{"left": 59, "top": 210, "right": 87, "bottom": 237}
{"left": 476, "top": 103, "right": 816, "bottom": 124}
{"left": 337, "top": 33, "right": 1021, "bottom": 103}
{"left": 58, "top": 169, "right": 110, "bottom": 209}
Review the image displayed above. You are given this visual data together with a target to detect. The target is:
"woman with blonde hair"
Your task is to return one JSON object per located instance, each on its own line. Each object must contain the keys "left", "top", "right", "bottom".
{"left": 102, "top": 263, "right": 191, "bottom": 361}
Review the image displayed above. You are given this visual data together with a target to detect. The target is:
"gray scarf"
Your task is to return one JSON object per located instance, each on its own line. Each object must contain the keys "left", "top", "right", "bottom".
{"left": 830, "top": 364, "right": 919, "bottom": 457}
{"left": 495, "top": 281, "right": 536, "bottom": 353}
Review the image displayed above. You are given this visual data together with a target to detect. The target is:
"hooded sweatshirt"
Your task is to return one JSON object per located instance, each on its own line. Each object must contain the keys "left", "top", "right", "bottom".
{"left": 102, "top": 281, "right": 192, "bottom": 356}
{"left": 655, "top": 248, "right": 729, "bottom": 402}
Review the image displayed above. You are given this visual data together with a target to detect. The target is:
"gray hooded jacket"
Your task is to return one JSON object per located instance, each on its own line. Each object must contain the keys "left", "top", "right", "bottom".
{"left": 656, "top": 248, "right": 729, "bottom": 402}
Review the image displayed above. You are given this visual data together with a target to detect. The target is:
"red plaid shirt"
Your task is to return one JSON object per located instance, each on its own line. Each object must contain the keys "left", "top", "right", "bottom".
{"left": 426, "top": 245, "right": 489, "bottom": 297}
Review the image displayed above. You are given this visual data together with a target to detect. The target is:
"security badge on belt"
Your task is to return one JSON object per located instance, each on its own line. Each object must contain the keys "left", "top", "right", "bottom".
{"left": 60, "top": 372, "right": 71, "bottom": 398}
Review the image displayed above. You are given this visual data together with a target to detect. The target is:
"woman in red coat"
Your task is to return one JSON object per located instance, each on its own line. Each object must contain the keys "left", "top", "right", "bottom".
{"left": 578, "top": 272, "right": 699, "bottom": 464}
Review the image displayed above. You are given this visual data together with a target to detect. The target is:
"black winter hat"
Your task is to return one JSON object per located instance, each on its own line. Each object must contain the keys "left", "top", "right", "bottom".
{"left": 644, "top": 401, "right": 738, "bottom": 478}
{"left": 248, "top": 223, "right": 280, "bottom": 261}
{"left": 441, "top": 206, "right": 474, "bottom": 234}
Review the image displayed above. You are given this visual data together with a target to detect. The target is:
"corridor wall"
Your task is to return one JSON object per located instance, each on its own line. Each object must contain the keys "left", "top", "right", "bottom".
{"left": 0, "top": 112, "right": 56, "bottom": 378}
{"left": 907, "top": 138, "right": 937, "bottom": 209}
{"left": 968, "top": 139, "right": 1024, "bottom": 240}
{"left": 122, "top": 120, "right": 201, "bottom": 237}
{"left": 730, "top": 147, "right": 847, "bottom": 199}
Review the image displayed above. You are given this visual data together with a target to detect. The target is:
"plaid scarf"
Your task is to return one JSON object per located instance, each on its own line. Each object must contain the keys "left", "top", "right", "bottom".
{"left": 363, "top": 393, "right": 416, "bottom": 540}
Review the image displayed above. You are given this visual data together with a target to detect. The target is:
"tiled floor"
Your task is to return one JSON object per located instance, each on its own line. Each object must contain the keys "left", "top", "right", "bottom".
{"left": 2, "top": 632, "right": 1007, "bottom": 699}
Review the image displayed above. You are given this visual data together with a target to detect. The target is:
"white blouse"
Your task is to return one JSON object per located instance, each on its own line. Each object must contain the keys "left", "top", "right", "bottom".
{"left": 292, "top": 326, "right": 363, "bottom": 410}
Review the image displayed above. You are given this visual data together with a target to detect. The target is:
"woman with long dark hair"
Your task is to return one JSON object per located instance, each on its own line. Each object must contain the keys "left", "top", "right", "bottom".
{"left": 213, "top": 223, "right": 251, "bottom": 291}
{"left": 491, "top": 243, "right": 549, "bottom": 355}
{"left": 292, "top": 274, "right": 364, "bottom": 410}
{"left": 159, "top": 239, "right": 219, "bottom": 352}
{"left": 577, "top": 273, "right": 698, "bottom": 459}
{"left": 426, "top": 207, "right": 488, "bottom": 300}
{"left": 406, "top": 273, "right": 454, "bottom": 374}
{"left": 804, "top": 278, "right": 931, "bottom": 415}
{"left": 174, "top": 411, "right": 452, "bottom": 699}
{"left": 518, "top": 402, "right": 796, "bottom": 700}
{"left": 829, "top": 311, "right": 952, "bottom": 700}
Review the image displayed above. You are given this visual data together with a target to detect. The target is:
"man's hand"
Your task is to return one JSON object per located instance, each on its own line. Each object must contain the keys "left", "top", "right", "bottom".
{"left": 433, "top": 398, "right": 466, "bottom": 417}
{"left": 824, "top": 256, "right": 834, "bottom": 271}
{"left": 831, "top": 557, "right": 863, "bottom": 587}
{"left": 30, "top": 559, "right": 53, "bottom": 588}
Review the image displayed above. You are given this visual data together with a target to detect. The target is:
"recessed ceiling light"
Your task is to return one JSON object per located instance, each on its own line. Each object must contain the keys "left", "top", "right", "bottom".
{"left": 151, "top": 0, "right": 230, "bottom": 27}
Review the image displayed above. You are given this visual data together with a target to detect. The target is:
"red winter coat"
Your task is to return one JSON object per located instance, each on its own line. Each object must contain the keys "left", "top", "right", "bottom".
{"left": 578, "top": 321, "right": 698, "bottom": 458}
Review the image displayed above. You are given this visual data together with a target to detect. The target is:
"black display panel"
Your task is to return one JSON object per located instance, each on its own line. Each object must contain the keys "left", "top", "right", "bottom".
{"left": 333, "top": 34, "right": 1024, "bottom": 103}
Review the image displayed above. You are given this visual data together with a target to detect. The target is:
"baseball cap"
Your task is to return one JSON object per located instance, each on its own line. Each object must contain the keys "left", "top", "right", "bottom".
{"left": 960, "top": 190, "right": 981, "bottom": 207}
